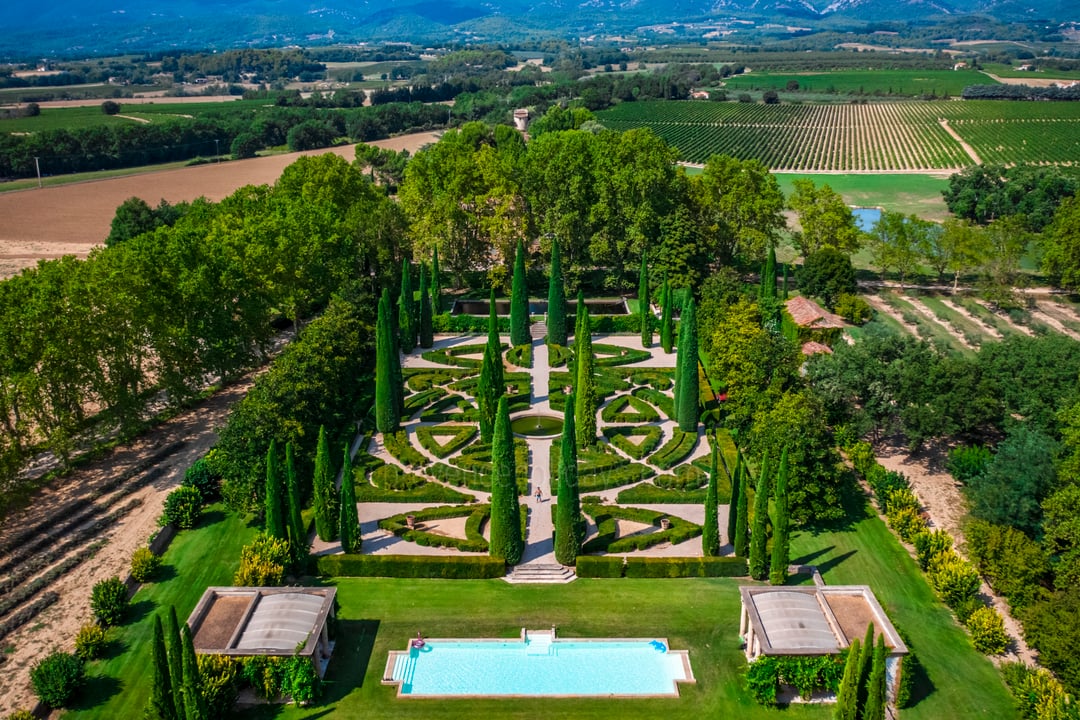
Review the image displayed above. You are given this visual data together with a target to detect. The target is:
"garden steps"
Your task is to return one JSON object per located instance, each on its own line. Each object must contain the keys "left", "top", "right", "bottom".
{"left": 530, "top": 321, "right": 547, "bottom": 340}
{"left": 502, "top": 563, "right": 576, "bottom": 584}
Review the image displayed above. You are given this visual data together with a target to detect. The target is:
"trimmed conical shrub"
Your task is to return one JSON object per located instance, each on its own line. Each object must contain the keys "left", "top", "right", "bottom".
{"left": 770, "top": 446, "right": 790, "bottom": 585}
{"left": 486, "top": 289, "right": 504, "bottom": 392}
{"left": 338, "top": 444, "right": 361, "bottom": 553}
{"left": 674, "top": 296, "right": 699, "bottom": 432}
{"left": 510, "top": 240, "right": 530, "bottom": 346}
{"left": 418, "top": 263, "right": 433, "bottom": 348}
{"left": 639, "top": 254, "right": 652, "bottom": 348}
{"left": 264, "top": 440, "right": 285, "bottom": 541}
{"left": 703, "top": 438, "right": 720, "bottom": 557}
{"left": 547, "top": 242, "right": 567, "bottom": 347}
{"left": 313, "top": 425, "right": 338, "bottom": 542}
{"left": 489, "top": 396, "right": 523, "bottom": 564}
{"left": 660, "top": 273, "right": 674, "bottom": 353}
{"left": 555, "top": 392, "right": 582, "bottom": 565}
{"left": 574, "top": 291, "right": 597, "bottom": 448}
{"left": 748, "top": 451, "right": 771, "bottom": 580}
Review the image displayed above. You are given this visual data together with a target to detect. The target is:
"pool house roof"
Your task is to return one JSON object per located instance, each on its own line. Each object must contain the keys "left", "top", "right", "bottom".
{"left": 738, "top": 585, "right": 907, "bottom": 658}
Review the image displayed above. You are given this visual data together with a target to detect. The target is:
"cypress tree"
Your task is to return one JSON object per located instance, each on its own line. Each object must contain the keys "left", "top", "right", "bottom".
{"left": 489, "top": 396, "right": 523, "bottom": 565}
{"left": 418, "top": 263, "right": 433, "bottom": 348}
{"left": 770, "top": 446, "right": 790, "bottom": 585}
{"left": 148, "top": 615, "right": 177, "bottom": 720}
{"left": 486, "top": 289, "right": 504, "bottom": 392}
{"left": 180, "top": 624, "right": 207, "bottom": 720}
{"left": 781, "top": 262, "right": 789, "bottom": 300}
{"left": 264, "top": 440, "right": 285, "bottom": 541}
{"left": 285, "top": 442, "right": 306, "bottom": 560}
{"left": 477, "top": 343, "right": 498, "bottom": 443}
{"left": 574, "top": 291, "right": 597, "bottom": 448}
{"left": 761, "top": 245, "right": 777, "bottom": 300}
{"left": 727, "top": 450, "right": 743, "bottom": 547}
{"left": 734, "top": 453, "right": 749, "bottom": 559}
{"left": 399, "top": 258, "right": 415, "bottom": 352}
{"left": 639, "top": 254, "right": 652, "bottom": 348}
{"left": 510, "top": 240, "right": 530, "bottom": 346}
{"left": 856, "top": 623, "right": 876, "bottom": 714}
{"left": 547, "top": 242, "right": 567, "bottom": 347}
{"left": 864, "top": 634, "right": 887, "bottom": 720}
{"left": 431, "top": 247, "right": 442, "bottom": 314}
{"left": 834, "top": 638, "right": 862, "bottom": 720}
{"left": 313, "top": 425, "right": 337, "bottom": 542}
{"left": 166, "top": 607, "right": 186, "bottom": 720}
{"left": 674, "top": 296, "right": 699, "bottom": 432}
{"left": 703, "top": 437, "right": 721, "bottom": 557}
{"left": 338, "top": 444, "right": 361, "bottom": 553}
{"left": 375, "top": 289, "right": 399, "bottom": 434}
{"left": 749, "top": 451, "right": 771, "bottom": 580}
{"left": 660, "top": 273, "right": 674, "bottom": 353}
{"left": 555, "top": 392, "right": 583, "bottom": 564}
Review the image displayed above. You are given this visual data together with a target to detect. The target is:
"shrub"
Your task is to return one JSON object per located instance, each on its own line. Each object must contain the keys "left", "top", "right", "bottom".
{"left": 90, "top": 576, "right": 129, "bottom": 627}
{"left": 160, "top": 485, "right": 203, "bottom": 529}
{"left": 616, "top": 484, "right": 707, "bottom": 504}
{"left": 592, "top": 343, "right": 651, "bottom": 367}
{"left": 129, "top": 546, "right": 162, "bottom": 583}
{"left": 601, "top": 394, "right": 660, "bottom": 423}
{"left": 415, "top": 425, "right": 476, "bottom": 458}
{"left": 581, "top": 504, "right": 701, "bottom": 553}
{"left": 653, "top": 464, "right": 707, "bottom": 491}
{"left": 966, "top": 606, "right": 1009, "bottom": 655}
{"left": 603, "top": 426, "right": 662, "bottom": 460}
{"left": 834, "top": 293, "right": 873, "bottom": 324}
{"left": 183, "top": 456, "right": 220, "bottom": 500}
{"left": 383, "top": 430, "right": 427, "bottom": 468}
{"left": 30, "top": 651, "right": 85, "bottom": 708}
{"left": 575, "top": 556, "right": 626, "bottom": 578}
{"left": 234, "top": 534, "right": 291, "bottom": 586}
{"left": 506, "top": 344, "right": 532, "bottom": 368}
{"left": 74, "top": 623, "right": 107, "bottom": 661}
{"left": 913, "top": 529, "right": 953, "bottom": 571}
{"left": 371, "top": 464, "right": 427, "bottom": 491}
{"left": 650, "top": 430, "right": 698, "bottom": 470}
{"left": 6, "top": 710, "right": 36, "bottom": 720}
{"left": 379, "top": 504, "right": 489, "bottom": 552}
{"left": 197, "top": 654, "right": 241, "bottom": 717}
{"left": 947, "top": 445, "right": 992, "bottom": 483}
{"left": 316, "top": 554, "right": 505, "bottom": 579}
{"left": 577, "top": 463, "right": 654, "bottom": 492}
{"left": 887, "top": 506, "right": 926, "bottom": 543}
{"left": 928, "top": 553, "right": 981, "bottom": 610}
{"left": 632, "top": 387, "right": 675, "bottom": 420}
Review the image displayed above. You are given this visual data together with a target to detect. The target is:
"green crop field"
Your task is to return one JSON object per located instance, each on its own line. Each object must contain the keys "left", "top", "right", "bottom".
{"left": 773, "top": 173, "right": 951, "bottom": 220}
{"left": 721, "top": 69, "right": 992, "bottom": 97}
{"left": 0, "top": 98, "right": 259, "bottom": 133}
{"left": 597, "top": 100, "right": 1080, "bottom": 171}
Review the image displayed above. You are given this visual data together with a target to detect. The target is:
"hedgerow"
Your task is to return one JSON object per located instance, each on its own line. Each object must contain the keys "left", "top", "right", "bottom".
{"left": 316, "top": 554, "right": 505, "bottom": 579}
{"left": 380, "top": 505, "right": 490, "bottom": 552}
{"left": 592, "top": 343, "right": 651, "bottom": 367}
{"left": 371, "top": 464, "right": 427, "bottom": 491}
{"left": 581, "top": 503, "right": 701, "bottom": 553}
{"left": 415, "top": 425, "right": 477, "bottom": 458}
{"left": 601, "top": 394, "right": 660, "bottom": 423}
{"left": 603, "top": 426, "right": 663, "bottom": 459}
{"left": 650, "top": 429, "right": 697, "bottom": 470}
{"left": 631, "top": 387, "right": 675, "bottom": 420}
{"left": 383, "top": 430, "right": 427, "bottom": 468}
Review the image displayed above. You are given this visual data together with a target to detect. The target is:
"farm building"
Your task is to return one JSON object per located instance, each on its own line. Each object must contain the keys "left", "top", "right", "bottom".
{"left": 784, "top": 296, "right": 846, "bottom": 351}
{"left": 187, "top": 586, "right": 337, "bottom": 676}
{"left": 739, "top": 585, "right": 908, "bottom": 701}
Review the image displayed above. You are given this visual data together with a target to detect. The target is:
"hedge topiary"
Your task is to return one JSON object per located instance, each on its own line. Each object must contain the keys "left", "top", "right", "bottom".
{"left": 316, "top": 554, "right": 505, "bottom": 579}
{"left": 91, "top": 576, "right": 129, "bottom": 627}
{"left": 30, "top": 651, "right": 85, "bottom": 708}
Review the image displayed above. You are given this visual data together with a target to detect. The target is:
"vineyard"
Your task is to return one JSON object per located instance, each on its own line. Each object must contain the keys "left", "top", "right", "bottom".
{"left": 595, "top": 100, "right": 1080, "bottom": 171}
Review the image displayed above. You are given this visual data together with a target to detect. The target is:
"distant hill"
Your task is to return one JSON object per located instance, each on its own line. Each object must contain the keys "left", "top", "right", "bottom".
{"left": 0, "top": 0, "right": 1074, "bottom": 58}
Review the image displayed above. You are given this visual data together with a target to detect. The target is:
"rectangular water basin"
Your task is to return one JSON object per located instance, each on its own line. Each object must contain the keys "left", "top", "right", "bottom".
{"left": 383, "top": 631, "right": 694, "bottom": 697}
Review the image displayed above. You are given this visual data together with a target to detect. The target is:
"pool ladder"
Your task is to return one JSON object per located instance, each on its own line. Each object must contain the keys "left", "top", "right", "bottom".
{"left": 525, "top": 630, "right": 555, "bottom": 656}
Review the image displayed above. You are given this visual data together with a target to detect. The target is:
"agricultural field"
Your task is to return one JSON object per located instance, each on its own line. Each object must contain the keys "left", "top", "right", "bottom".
{"left": 721, "top": 69, "right": 992, "bottom": 97}
{"left": 596, "top": 100, "right": 1080, "bottom": 171}
{"left": 0, "top": 98, "right": 263, "bottom": 133}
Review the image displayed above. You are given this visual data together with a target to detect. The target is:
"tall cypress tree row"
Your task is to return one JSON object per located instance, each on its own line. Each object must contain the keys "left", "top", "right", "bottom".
{"left": 180, "top": 624, "right": 207, "bottom": 720}
{"left": 674, "top": 296, "right": 699, "bottom": 432}
{"left": 264, "top": 440, "right": 285, "bottom": 541}
{"left": 639, "top": 254, "right": 652, "bottom": 348}
{"left": 727, "top": 449, "right": 743, "bottom": 547}
{"left": 285, "top": 442, "right": 306, "bottom": 559}
{"left": 734, "top": 454, "right": 749, "bottom": 559}
{"left": 489, "top": 396, "right": 523, "bottom": 565}
{"left": 703, "top": 437, "right": 721, "bottom": 557}
{"left": 547, "top": 242, "right": 567, "bottom": 347}
{"left": 148, "top": 615, "right": 177, "bottom": 720}
{"left": 375, "top": 288, "right": 400, "bottom": 435}
{"left": 338, "top": 444, "right": 361, "bottom": 553}
{"left": 399, "top": 258, "right": 416, "bottom": 352}
{"left": 864, "top": 634, "right": 887, "bottom": 720}
{"left": 313, "top": 425, "right": 337, "bottom": 542}
{"left": 574, "top": 291, "right": 597, "bottom": 448}
{"left": 418, "top": 263, "right": 433, "bottom": 348}
{"left": 660, "top": 273, "right": 674, "bottom": 353}
{"left": 486, "top": 289, "right": 504, "bottom": 392}
{"left": 510, "top": 239, "right": 530, "bottom": 346}
{"left": 165, "top": 607, "right": 185, "bottom": 720}
{"left": 835, "top": 637, "right": 862, "bottom": 720}
{"left": 555, "top": 391, "right": 583, "bottom": 565}
{"left": 770, "top": 446, "right": 790, "bottom": 585}
{"left": 431, "top": 247, "right": 442, "bottom": 314}
{"left": 748, "top": 451, "right": 772, "bottom": 580}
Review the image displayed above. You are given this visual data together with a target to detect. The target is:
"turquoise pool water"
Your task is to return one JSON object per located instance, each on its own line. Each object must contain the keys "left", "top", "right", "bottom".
{"left": 389, "top": 637, "right": 692, "bottom": 696}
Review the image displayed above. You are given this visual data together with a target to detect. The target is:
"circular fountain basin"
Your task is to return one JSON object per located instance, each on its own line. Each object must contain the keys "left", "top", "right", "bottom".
{"left": 510, "top": 415, "right": 564, "bottom": 438}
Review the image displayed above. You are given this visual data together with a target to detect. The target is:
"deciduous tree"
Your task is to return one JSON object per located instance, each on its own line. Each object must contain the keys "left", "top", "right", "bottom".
{"left": 689, "top": 155, "right": 785, "bottom": 265}
{"left": 788, "top": 179, "right": 861, "bottom": 256}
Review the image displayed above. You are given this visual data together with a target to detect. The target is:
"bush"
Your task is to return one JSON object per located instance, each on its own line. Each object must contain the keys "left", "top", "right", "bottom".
{"left": 601, "top": 394, "right": 660, "bottom": 423}
{"left": 928, "top": 553, "right": 981, "bottom": 610}
{"left": 90, "top": 576, "right": 128, "bottom": 627}
{"left": 129, "top": 546, "right": 162, "bottom": 583}
{"left": 383, "top": 430, "right": 428, "bottom": 468}
{"left": 653, "top": 464, "right": 707, "bottom": 491}
{"left": 581, "top": 504, "right": 701, "bottom": 553}
{"left": 100, "top": 100, "right": 121, "bottom": 115}
{"left": 371, "top": 464, "right": 427, "bottom": 491}
{"left": 603, "top": 426, "right": 662, "bottom": 460}
{"left": 30, "top": 651, "right": 84, "bottom": 708}
{"left": 198, "top": 654, "right": 241, "bottom": 717}
{"left": 797, "top": 249, "right": 857, "bottom": 309}
{"left": 913, "top": 529, "right": 953, "bottom": 571}
{"left": 632, "top": 387, "right": 675, "bottom": 420}
{"left": 650, "top": 430, "right": 697, "bottom": 470}
{"left": 74, "top": 623, "right": 107, "bottom": 660}
{"left": 379, "top": 505, "right": 490, "bottom": 552}
{"left": 575, "top": 556, "right": 625, "bottom": 578}
{"left": 183, "top": 456, "right": 220, "bottom": 500}
{"left": 415, "top": 425, "right": 476, "bottom": 459}
{"left": 160, "top": 485, "right": 203, "bottom": 529}
{"left": 966, "top": 606, "right": 1009, "bottom": 655}
{"left": 6, "top": 710, "right": 36, "bottom": 720}
{"left": 234, "top": 534, "right": 291, "bottom": 586}
{"left": 947, "top": 445, "right": 992, "bottom": 483}
{"left": 888, "top": 506, "right": 926, "bottom": 543}
{"left": 834, "top": 293, "right": 873, "bottom": 324}
{"left": 316, "top": 554, "right": 505, "bottom": 578}
{"left": 624, "top": 557, "right": 748, "bottom": 578}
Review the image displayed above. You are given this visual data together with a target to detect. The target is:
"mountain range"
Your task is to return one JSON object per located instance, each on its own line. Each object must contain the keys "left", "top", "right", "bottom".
{"left": 0, "top": 0, "right": 1074, "bottom": 58}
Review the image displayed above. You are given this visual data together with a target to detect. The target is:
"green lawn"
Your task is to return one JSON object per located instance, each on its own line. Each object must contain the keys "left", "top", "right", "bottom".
{"left": 66, "top": 504, "right": 258, "bottom": 719}
{"left": 790, "top": 490, "right": 1016, "bottom": 720}
{"left": 774, "top": 173, "right": 951, "bottom": 221}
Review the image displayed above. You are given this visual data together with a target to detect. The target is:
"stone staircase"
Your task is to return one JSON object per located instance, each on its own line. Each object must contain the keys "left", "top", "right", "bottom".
{"left": 503, "top": 563, "right": 576, "bottom": 584}
{"left": 530, "top": 321, "right": 547, "bottom": 340}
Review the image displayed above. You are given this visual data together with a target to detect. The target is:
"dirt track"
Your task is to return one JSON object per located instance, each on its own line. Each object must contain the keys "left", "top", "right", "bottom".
{"left": 0, "top": 131, "right": 441, "bottom": 278}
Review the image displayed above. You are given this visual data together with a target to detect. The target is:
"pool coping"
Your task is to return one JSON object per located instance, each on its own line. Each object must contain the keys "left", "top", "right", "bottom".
{"left": 382, "top": 630, "right": 696, "bottom": 698}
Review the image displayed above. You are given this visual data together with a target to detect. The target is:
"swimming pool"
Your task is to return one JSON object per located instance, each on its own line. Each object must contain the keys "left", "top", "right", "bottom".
{"left": 383, "top": 632, "right": 694, "bottom": 697}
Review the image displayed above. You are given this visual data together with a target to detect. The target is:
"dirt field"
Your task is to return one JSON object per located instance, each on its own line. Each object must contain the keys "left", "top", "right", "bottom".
{"left": 0, "top": 131, "right": 442, "bottom": 278}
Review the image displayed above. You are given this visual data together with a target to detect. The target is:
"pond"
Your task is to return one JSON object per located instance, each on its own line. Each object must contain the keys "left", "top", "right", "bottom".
{"left": 510, "top": 414, "right": 564, "bottom": 438}
{"left": 851, "top": 206, "right": 882, "bottom": 232}
{"left": 452, "top": 298, "right": 629, "bottom": 316}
